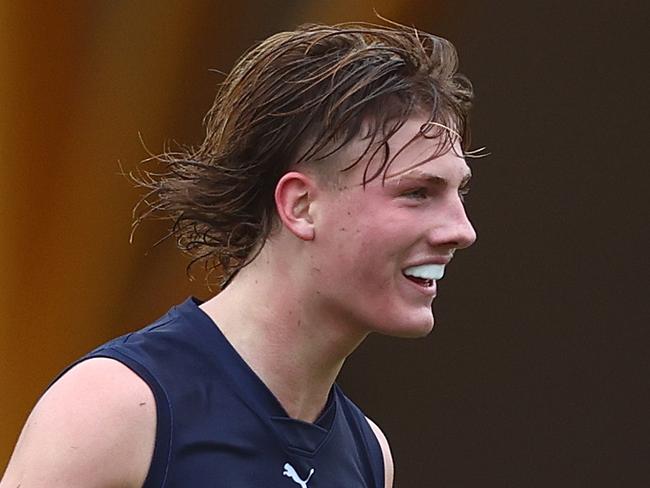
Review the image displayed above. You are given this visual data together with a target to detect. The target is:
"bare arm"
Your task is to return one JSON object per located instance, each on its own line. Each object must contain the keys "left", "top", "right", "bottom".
{"left": 1, "top": 358, "right": 156, "bottom": 488}
{"left": 366, "top": 416, "right": 394, "bottom": 488}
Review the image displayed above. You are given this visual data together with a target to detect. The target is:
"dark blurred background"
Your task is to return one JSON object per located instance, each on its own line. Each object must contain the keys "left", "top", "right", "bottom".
{"left": 1, "top": 1, "right": 647, "bottom": 486}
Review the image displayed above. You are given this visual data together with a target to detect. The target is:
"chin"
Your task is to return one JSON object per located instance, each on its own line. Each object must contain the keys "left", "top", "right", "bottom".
{"left": 396, "top": 324, "right": 435, "bottom": 339}
{"left": 377, "top": 316, "right": 435, "bottom": 338}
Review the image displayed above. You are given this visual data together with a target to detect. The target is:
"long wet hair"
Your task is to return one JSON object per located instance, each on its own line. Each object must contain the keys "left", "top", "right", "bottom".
{"left": 132, "top": 21, "right": 475, "bottom": 288}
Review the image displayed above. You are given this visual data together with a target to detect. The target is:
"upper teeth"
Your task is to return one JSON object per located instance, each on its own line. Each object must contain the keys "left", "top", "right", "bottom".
{"left": 404, "top": 264, "right": 445, "bottom": 281}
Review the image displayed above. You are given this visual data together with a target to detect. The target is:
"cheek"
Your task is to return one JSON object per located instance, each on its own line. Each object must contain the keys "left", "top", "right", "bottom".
{"left": 317, "top": 197, "right": 405, "bottom": 284}
{"left": 341, "top": 231, "right": 399, "bottom": 293}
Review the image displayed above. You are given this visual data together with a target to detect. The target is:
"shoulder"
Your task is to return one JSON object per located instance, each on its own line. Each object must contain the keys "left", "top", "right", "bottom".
{"left": 1, "top": 357, "right": 156, "bottom": 488}
{"left": 365, "top": 416, "right": 394, "bottom": 488}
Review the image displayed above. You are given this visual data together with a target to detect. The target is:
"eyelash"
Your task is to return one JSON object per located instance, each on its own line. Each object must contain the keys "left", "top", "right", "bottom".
{"left": 459, "top": 185, "right": 471, "bottom": 202}
{"left": 402, "top": 186, "right": 471, "bottom": 202}
{"left": 402, "top": 188, "right": 428, "bottom": 200}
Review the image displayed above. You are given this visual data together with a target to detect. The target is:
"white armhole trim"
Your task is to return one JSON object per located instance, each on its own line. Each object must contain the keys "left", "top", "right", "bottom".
{"left": 365, "top": 416, "right": 394, "bottom": 488}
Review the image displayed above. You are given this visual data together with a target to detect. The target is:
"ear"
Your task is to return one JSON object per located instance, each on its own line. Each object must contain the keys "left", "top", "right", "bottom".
{"left": 274, "top": 171, "right": 318, "bottom": 241}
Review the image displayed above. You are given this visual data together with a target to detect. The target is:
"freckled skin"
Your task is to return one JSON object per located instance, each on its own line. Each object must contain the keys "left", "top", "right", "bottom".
{"left": 306, "top": 116, "right": 476, "bottom": 338}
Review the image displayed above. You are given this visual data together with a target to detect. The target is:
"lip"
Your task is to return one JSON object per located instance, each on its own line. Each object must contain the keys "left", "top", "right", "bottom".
{"left": 403, "top": 255, "right": 453, "bottom": 268}
{"left": 403, "top": 274, "right": 438, "bottom": 297}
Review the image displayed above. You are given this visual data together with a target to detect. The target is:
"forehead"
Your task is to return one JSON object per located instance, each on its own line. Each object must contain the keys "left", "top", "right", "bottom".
{"left": 336, "top": 116, "right": 471, "bottom": 187}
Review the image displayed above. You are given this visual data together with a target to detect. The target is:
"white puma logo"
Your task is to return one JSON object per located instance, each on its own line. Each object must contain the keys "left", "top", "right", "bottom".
{"left": 282, "top": 462, "right": 314, "bottom": 488}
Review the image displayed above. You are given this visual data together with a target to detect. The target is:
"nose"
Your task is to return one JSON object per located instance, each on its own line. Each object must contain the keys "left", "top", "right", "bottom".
{"left": 428, "top": 198, "right": 477, "bottom": 250}
{"left": 455, "top": 208, "right": 477, "bottom": 249}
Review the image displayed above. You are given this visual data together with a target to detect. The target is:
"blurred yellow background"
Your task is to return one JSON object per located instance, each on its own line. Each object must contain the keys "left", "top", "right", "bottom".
{"left": 3, "top": 1, "right": 646, "bottom": 485}
{"left": 0, "top": 0, "right": 449, "bottom": 471}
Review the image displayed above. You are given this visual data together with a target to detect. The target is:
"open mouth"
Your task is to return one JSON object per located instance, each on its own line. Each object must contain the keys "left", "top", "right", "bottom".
{"left": 404, "top": 274, "right": 434, "bottom": 287}
{"left": 402, "top": 263, "right": 445, "bottom": 289}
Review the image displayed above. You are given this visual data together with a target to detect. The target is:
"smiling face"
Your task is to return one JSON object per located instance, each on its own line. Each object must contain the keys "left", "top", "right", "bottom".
{"left": 306, "top": 116, "right": 477, "bottom": 338}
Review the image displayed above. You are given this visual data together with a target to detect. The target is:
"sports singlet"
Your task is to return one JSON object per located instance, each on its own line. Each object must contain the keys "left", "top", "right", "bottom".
{"left": 56, "top": 298, "right": 384, "bottom": 487}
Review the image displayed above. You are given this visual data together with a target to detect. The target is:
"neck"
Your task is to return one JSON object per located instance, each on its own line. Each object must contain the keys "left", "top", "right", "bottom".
{"left": 200, "top": 249, "right": 367, "bottom": 423}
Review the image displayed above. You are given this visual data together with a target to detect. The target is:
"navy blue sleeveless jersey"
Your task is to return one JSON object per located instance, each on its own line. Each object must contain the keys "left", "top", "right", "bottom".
{"left": 57, "top": 298, "right": 384, "bottom": 487}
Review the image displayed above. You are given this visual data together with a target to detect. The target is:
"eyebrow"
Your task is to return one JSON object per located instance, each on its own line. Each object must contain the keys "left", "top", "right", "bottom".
{"left": 387, "top": 169, "right": 472, "bottom": 188}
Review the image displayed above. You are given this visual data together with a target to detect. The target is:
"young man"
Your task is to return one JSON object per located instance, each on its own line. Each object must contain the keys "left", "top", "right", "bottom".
{"left": 1, "top": 23, "right": 476, "bottom": 487}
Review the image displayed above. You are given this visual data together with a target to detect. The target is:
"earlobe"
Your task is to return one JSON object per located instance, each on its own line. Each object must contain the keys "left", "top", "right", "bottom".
{"left": 274, "top": 171, "right": 316, "bottom": 241}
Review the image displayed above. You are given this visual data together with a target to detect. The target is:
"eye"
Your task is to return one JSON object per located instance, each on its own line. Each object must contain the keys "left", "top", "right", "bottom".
{"left": 401, "top": 187, "right": 428, "bottom": 200}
